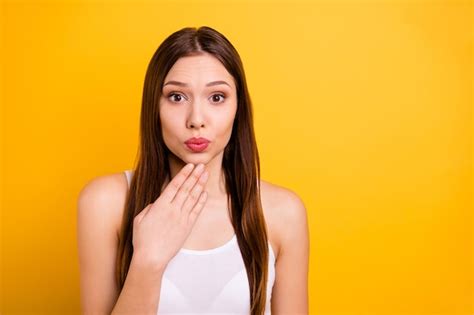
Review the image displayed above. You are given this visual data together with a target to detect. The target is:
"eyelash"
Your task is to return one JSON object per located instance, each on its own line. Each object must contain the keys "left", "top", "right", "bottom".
{"left": 166, "top": 92, "right": 226, "bottom": 104}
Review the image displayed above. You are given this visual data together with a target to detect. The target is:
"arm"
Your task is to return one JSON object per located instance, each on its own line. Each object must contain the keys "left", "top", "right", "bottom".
{"left": 271, "top": 190, "right": 310, "bottom": 314}
{"left": 111, "top": 254, "right": 165, "bottom": 314}
{"left": 77, "top": 175, "right": 164, "bottom": 314}
{"left": 77, "top": 164, "right": 208, "bottom": 314}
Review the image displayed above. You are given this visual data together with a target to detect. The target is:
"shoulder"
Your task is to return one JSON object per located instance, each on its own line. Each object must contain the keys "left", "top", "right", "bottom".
{"left": 259, "top": 179, "right": 309, "bottom": 259}
{"left": 77, "top": 171, "right": 129, "bottom": 237}
{"left": 260, "top": 180, "right": 309, "bottom": 312}
{"left": 260, "top": 179, "right": 307, "bottom": 220}
{"left": 76, "top": 171, "right": 129, "bottom": 313}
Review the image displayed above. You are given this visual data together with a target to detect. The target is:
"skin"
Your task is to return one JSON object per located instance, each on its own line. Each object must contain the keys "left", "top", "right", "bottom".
{"left": 77, "top": 52, "right": 309, "bottom": 314}
{"left": 159, "top": 52, "right": 236, "bottom": 231}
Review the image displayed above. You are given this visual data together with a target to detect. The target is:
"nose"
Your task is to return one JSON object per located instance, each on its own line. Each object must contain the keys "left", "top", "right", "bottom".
{"left": 186, "top": 100, "right": 205, "bottom": 129}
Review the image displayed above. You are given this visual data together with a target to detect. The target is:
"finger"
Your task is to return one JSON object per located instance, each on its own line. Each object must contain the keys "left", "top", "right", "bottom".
{"left": 160, "top": 163, "right": 195, "bottom": 203}
{"left": 187, "top": 191, "right": 207, "bottom": 225}
{"left": 181, "top": 169, "right": 208, "bottom": 214}
{"left": 171, "top": 163, "right": 205, "bottom": 208}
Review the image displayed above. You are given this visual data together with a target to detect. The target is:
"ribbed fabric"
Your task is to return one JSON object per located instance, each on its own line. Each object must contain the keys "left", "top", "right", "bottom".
{"left": 123, "top": 170, "right": 276, "bottom": 314}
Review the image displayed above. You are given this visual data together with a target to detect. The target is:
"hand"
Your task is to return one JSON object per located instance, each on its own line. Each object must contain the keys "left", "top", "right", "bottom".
{"left": 131, "top": 163, "right": 209, "bottom": 267}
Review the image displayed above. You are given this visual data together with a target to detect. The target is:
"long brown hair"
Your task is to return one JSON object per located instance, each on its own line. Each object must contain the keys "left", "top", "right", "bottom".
{"left": 116, "top": 26, "right": 269, "bottom": 314}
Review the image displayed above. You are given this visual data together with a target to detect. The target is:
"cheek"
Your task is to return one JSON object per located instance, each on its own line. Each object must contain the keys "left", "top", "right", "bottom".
{"left": 216, "top": 109, "right": 237, "bottom": 138}
{"left": 160, "top": 104, "right": 180, "bottom": 126}
{"left": 159, "top": 110, "right": 180, "bottom": 140}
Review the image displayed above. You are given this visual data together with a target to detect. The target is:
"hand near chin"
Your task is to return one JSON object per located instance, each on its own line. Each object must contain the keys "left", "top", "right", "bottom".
{"left": 131, "top": 163, "right": 209, "bottom": 267}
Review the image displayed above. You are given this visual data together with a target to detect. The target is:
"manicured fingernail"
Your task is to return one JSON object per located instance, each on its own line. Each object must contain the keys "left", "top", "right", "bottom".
{"left": 201, "top": 171, "right": 209, "bottom": 181}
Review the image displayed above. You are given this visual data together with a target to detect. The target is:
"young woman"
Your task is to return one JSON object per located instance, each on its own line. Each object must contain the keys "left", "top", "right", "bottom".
{"left": 77, "top": 26, "right": 309, "bottom": 315}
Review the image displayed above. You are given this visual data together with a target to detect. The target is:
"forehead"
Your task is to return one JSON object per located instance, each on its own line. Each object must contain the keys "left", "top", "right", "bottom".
{"left": 163, "top": 53, "right": 235, "bottom": 88}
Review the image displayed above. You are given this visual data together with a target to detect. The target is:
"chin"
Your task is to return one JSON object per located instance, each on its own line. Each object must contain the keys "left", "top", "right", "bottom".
{"left": 184, "top": 149, "right": 222, "bottom": 166}
{"left": 174, "top": 151, "right": 207, "bottom": 164}
{"left": 169, "top": 145, "right": 220, "bottom": 166}
{"left": 185, "top": 156, "right": 209, "bottom": 165}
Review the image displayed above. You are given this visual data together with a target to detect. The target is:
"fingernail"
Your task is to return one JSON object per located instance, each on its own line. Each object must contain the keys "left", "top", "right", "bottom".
{"left": 201, "top": 171, "right": 209, "bottom": 181}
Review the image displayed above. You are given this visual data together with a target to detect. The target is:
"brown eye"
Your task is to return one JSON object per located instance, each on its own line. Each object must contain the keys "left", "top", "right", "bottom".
{"left": 168, "top": 93, "right": 186, "bottom": 103}
{"left": 210, "top": 94, "right": 225, "bottom": 104}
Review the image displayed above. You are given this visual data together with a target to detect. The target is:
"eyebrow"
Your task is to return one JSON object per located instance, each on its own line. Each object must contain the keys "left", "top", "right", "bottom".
{"left": 163, "top": 80, "right": 231, "bottom": 88}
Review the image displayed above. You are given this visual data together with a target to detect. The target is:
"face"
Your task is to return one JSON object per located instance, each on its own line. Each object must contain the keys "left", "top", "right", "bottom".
{"left": 159, "top": 53, "right": 238, "bottom": 167}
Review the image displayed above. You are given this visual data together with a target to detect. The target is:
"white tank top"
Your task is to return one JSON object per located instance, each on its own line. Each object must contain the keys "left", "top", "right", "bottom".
{"left": 124, "top": 170, "right": 276, "bottom": 314}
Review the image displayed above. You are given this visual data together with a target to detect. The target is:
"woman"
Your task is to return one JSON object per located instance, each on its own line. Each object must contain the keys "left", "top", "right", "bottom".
{"left": 77, "top": 26, "right": 309, "bottom": 315}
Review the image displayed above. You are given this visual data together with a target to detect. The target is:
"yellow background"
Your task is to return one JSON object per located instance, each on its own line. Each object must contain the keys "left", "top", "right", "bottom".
{"left": 1, "top": 0, "right": 472, "bottom": 314}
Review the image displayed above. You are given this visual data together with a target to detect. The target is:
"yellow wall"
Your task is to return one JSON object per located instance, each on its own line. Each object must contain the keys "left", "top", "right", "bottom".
{"left": 1, "top": 0, "right": 472, "bottom": 314}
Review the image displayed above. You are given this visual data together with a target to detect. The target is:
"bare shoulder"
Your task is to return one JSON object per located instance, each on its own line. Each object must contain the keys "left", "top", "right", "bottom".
{"left": 260, "top": 180, "right": 310, "bottom": 312}
{"left": 259, "top": 179, "right": 309, "bottom": 260}
{"left": 76, "top": 171, "right": 129, "bottom": 313}
{"left": 77, "top": 171, "right": 129, "bottom": 237}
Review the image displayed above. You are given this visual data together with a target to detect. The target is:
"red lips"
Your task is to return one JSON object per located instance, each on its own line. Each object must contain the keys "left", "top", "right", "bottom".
{"left": 185, "top": 137, "right": 210, "bottom": 153}
{"left": 185, "top": 137, "right": 210, "bottom": 145}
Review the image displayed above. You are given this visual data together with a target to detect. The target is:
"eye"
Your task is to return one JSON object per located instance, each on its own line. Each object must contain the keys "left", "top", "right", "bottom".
{"left": 167, "top": 92, "right": 187, "bottom": 103}
{"left": 210, "top": 93, "right": 225, "bottom": 104}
